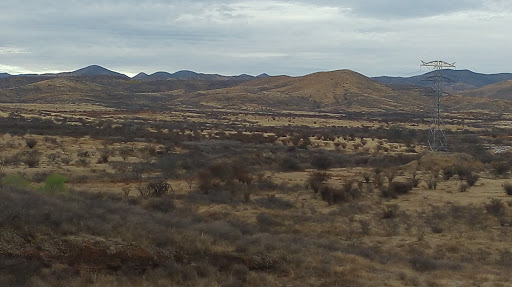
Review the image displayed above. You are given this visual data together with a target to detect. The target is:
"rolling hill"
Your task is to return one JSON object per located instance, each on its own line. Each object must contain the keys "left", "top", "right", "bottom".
{"left": 185, "top": 69, "right": 431, "bottom": 112}
{"left": 0, "top": 73, "right": 10, "bottom": 78}
{"left": 1, "top": 66, "right": 511, "bottom": 113}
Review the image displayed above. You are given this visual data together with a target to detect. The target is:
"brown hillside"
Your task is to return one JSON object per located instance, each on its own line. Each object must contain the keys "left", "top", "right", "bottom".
{"left": 239, "top": 69, "right": 395, "bottom": 103}
{"left": 0, "top": 78, "right": 107, "bottom": 103}
{"left": 188, "top": 69, "right": 432, "bottom": 112}
{"left": 461, "top": 80, "right": 512, "bottom": 100}
{"left": 1, "top": 70, "right": 510, "bottom": 113}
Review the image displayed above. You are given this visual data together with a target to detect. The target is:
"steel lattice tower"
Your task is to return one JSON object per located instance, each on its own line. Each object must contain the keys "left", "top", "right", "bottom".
{"left": 420, "top": 60, "right": 456, "bottom": 152}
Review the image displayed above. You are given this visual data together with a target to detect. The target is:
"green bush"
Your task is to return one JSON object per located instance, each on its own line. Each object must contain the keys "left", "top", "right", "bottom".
{"left": 39, "top": 173, "right": 68, "bottom": 193}
{"left": 1, "top": 174, "right": 30, "bottom": 188}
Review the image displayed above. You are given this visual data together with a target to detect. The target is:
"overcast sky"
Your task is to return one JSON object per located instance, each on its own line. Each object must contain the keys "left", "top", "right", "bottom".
{"left": 1, "top": 0, "right": 511, "bottom": 77}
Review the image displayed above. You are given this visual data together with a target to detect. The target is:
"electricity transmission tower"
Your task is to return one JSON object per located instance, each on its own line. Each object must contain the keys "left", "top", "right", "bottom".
{"left": 421, "top": 60, "right": 456, "bottom": 152}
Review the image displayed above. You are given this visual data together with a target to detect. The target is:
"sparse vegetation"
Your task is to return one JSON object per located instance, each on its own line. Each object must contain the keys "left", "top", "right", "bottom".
{"left": 1, "top": 173, "right": 30, "bottom": 187}
{"left": 503, "top": 182, "right": 512, "bottom": 195}
{"left": 492, "top": 161, "right": 510, "bottom": 177}
{"left": 0, "top": 84, "right": 511, "bottom": 286}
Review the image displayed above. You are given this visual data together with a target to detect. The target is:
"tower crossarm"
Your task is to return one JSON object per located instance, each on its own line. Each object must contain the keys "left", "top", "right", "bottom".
{"left": 421, "top": 60, "right": 456, "bottom": 70}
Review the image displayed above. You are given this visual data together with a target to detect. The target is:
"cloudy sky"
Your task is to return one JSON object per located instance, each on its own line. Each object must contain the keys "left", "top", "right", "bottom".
{"left": 1, "top": 0, "right": 511, "bottom": 77}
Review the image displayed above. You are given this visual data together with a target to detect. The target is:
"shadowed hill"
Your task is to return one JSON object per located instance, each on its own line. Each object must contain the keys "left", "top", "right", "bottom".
{"left": 0, "top": 75, "right": 255, "bottom": 108}
{"left": 374, "top": 69, "right": 512, "bottom": 93}
{"left": 460, "top": 79, "right": 512, "bottom": 100}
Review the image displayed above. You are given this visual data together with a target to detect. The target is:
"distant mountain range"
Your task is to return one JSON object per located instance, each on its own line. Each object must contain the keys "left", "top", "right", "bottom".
{"left": 0, "top": 65, "right": 269, "bottom": 82}
{"left": 373, "top": 69, "right": 512, "bottom": 92}
{"left": 3, "top": 65, "right": 512, "bottom": 93}
{"left": 133, "top": 70, "right": 269, "bottom": 82}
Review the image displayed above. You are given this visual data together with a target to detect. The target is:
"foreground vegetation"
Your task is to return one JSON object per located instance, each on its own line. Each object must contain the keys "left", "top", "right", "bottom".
{"left": 1, "top": 104, "right": 512, "bottom": 286}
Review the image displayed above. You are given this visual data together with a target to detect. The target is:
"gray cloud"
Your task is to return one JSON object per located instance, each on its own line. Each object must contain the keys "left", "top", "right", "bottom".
{"left": 0, "top": 0, "right": 511, "bottom": 76}
{"left": 315, "top": 0, "right": 486, "bottom": 18}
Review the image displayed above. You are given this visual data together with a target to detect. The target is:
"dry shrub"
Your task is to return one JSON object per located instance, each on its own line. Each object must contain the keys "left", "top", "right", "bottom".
{"left": 25, "top": 138, "right": 37, "bottom": 149}
{"left": 442, "top": 168, "right": 454, "bottom": 180}
{"left": 22, "top": 151, "right": 40, "bottom": 168}
{"left": 491, "top": 161, "right": 510, "bottom": 177}
{"left": 60, "top": 156, "right": 72, "bottom": 165}
{"left": 138, "top": 180, "right": 171, "bottom": 197}
{"left": 382, "top": 204, "right": 399, "bottom": 219}
{"left": 485, "top": 198, "right": 505, "bottom": 216}
{"left": 97, "top": 149, "right": 112, "bottom": 164}
{"left": 279, "top": 156, "right": 302, "bottom": 171}
{"left": 382, "top": 182, "right": 412, "bottom": 199}
{"left": 458, "top": 183, "right": 469, "bottom": 192}
{"left": 362, "top": 172, "right": 371, "bottom": 184}
{"left": 307, "top": 171, "right": 330, "bottom": 193}
{"left": 426, "top": 177, "right": 437, "bottom": 190}
{"left": 256, "top": 212, "right": 282, "bottom": 227}
{"left": 311, "top": 154, "right": 332, "bottom": 170}
{"left": 373, "top": 174, "right": 384, "bottom": 188}
{"left": 143, "top": 195, "right": 176, "bottom": 213}
{"left": 465, "top": 173, "right": 479, "bottom": 186}
{"left": 319, "top": 180, "right": 360, "bottom": 205}
{"left": 502, "top": 183, "right": 512, "bottom": 196}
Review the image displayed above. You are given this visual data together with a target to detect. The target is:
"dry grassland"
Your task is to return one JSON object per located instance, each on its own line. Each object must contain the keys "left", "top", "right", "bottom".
{"left": 1, "top": 103, "right": 512, "bottom": 286}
